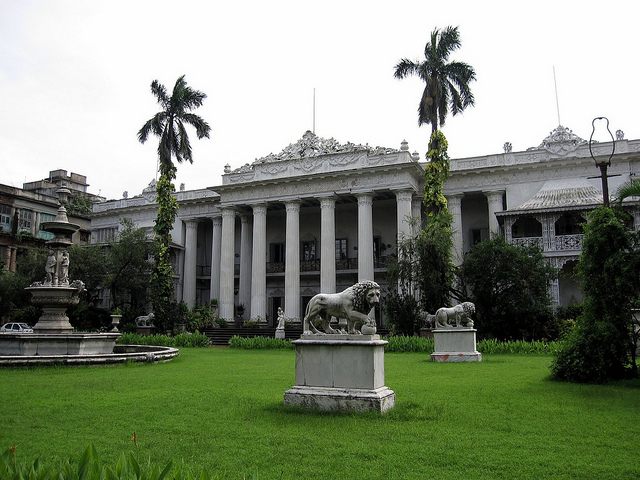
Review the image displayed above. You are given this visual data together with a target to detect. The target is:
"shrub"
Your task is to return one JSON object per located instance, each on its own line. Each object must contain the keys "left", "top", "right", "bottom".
{"left": 1, "top": 444, "right": 209, "bottom": 480}
{"left": 459, "top": 237, "right": 556, "bottom": 340}
{"left": 552, "top": 207, "right": 640, "bottom": 382}
{"left": 228, "top": 336, "right": 293, "bottom": 349}
{"left": 117, "top": 331, "right": 210, "bottom": 347}
{"left": 384, "top": 335, "right": 433, "bottom": 352}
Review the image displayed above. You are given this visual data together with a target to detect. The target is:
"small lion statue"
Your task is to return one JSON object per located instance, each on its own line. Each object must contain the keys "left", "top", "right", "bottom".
{"left": 135, "top": 312, "right": 155, "bottom": 327}
{"left": 303, "top": 280, "right": 381, "bottom": 335}
{"left": 433, "top": 302, "right": 475, "bottom": 329}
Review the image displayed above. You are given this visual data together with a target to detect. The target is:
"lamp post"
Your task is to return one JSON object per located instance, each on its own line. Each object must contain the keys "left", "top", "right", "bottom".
{"left": 588, "top": 116, "right": 616, "bottom": 206}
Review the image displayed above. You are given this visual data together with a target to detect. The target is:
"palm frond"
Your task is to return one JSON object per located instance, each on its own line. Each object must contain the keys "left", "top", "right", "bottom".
{"left": 181, "top": 113, "right": 211, "bottom": 139}
{"left": 615, "top": 179, "right": 640, "bottom": 203}
{"left": 150, "top": 80, "right": 170, "bottom": 108}
{"left": 394, "top": 59, "right": 422, "bottom": 79}
{"left": 177, "top": 121, "right": 194, "bottom": 163}
{"left": 436, "top": 26, "right": 461, "bottom": 61}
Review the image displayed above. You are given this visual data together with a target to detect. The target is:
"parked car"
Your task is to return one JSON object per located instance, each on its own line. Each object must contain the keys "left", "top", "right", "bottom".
{"left": 0, "top": 322, "right": 34, "bottom": 333}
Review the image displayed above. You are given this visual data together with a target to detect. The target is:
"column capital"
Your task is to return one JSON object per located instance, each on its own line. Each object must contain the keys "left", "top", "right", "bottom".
{"left": 211, "top": 216, "right": 222, "bottom": 226}
{"left": 184, "top": 218, "right": 199, "bottom": 230}
{"left": 319, "top": 196, "right": 336, "bottom": 209}
{"left": 483, "top": 190, "right": 504, "bottom": 201}
{"left": 356, "top": 192, "right": 374, "bottom": 207}
{"left": 221, "top": 207, "right": 236, "bottom": 218}
{"left": 446, "top": 194, "right": 463, "bottom": 208}
{"left": 285, "top": 200, "right": 301, "bottom": 213}
{"left": 394, "top": 189, "right": 414, "bottom": 203}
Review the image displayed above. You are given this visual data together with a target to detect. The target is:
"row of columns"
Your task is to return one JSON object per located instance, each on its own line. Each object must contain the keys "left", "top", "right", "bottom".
{"left": 182, "top": 190, "right": 418, "bottom": 319}
{"left": 182, "top": 189, "right": 506, "bottom": 312}
{"left": 447, "top": 190, "right": 504, "bottom": 265}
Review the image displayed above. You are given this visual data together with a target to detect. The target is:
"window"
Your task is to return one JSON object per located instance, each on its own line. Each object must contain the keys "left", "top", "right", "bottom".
{"left": 0, "top": 204, "right": 11, "bottom": 233}
{"left": 92, "top": 227, "right": 118, "bottom": 244}
{"left": 270, "top": 243, "right": 285, "bottom": 263}
{"left": 18, "top": 210, "right": 33, "bottom": 232}
{"left": 335, "top": 238, "right": 347, "bottom": 260}
{"left": 301, "top": 241, "right": 316, "bottom": 261}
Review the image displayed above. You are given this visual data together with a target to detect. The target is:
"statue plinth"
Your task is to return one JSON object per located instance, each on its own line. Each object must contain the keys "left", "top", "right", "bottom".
{"left": 431, "top": 327, "right": 482, "bottom": 362}
{"left": 284, "top": 334, "right": 395, "bottom": 413}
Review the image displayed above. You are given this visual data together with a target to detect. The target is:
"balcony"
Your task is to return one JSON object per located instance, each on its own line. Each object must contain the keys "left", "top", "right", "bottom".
{"left": 511, "top": 237, "right": 543, "bottom": 249}
{"left": 554, "top": 234, "right": 583, "bottom": 251}
{"left": 509, "top": 234, "right": 583, "bottom": 252}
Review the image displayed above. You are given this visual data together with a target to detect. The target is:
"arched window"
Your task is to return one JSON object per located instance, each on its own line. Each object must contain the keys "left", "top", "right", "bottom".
{"left": 511, "top": 216, "right": 542, "bottom": 238}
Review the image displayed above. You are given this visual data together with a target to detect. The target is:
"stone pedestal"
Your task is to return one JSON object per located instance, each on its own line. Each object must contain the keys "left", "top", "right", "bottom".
{"left": 284, "top": 334, "right": 395, "bottom": 413}
{"left": 275, "top": 328, "right": 285, "bottom": 339}
{"left": 431, "top": 328, "right": 482, "bottom": 362}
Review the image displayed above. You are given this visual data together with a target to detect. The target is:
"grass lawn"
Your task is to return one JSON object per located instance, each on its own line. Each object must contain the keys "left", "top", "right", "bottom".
{"left": 1, "top": 348, "right": 639, "bottom": 479}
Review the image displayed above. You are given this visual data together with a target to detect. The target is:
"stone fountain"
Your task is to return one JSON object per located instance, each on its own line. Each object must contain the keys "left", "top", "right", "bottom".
{"left": 0, "top": 187, "right": 178, "bottom": 365}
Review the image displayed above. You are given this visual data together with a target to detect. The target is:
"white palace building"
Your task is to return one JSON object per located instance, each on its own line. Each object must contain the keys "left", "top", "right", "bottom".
{"left": 91, "top": 126, "right": 640, "bottom": 324}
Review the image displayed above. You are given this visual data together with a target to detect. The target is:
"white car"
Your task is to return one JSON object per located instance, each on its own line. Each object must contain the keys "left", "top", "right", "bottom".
{"left": 0, "top": 322, "right": 34, "bottom": 333}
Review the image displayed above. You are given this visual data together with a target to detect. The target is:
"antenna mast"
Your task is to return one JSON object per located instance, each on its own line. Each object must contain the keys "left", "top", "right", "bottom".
{"left": 553, "top": 66, "right": 561, "bottom": 126}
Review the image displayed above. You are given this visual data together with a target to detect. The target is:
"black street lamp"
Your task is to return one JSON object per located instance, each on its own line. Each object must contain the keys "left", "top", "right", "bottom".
{"left": 588, "top": 116, "right": 616, "bottom": 206}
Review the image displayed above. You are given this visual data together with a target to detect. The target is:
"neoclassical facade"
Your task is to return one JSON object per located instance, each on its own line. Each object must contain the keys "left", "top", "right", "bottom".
{"left": 91, "top": 126, "right": 640, "bottom": 322}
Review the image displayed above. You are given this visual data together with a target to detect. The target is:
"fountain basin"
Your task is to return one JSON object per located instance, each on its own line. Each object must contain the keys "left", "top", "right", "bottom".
{"left": 26, "top": 286, "right": 82, "bottom": 333}
{"left": 0, "top": 332, "right": 120, "bottom": 356}
{"left": 0, "top": 343, "right": 179, "bottom": 366}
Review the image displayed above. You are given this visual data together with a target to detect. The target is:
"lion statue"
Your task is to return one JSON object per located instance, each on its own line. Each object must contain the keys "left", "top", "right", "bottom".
{"left": 135, "top": 312, "right": 155, "bottom": 327}
{"left": 433, "top": 302, "right": 475, "bottom": 329}
{"left": 303, "top": 280, "right": 381, "bottom": 335}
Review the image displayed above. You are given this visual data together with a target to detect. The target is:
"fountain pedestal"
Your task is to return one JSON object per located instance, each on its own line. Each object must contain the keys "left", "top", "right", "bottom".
{"left": 27, "top": 286, "right": 81, "bottom": 333}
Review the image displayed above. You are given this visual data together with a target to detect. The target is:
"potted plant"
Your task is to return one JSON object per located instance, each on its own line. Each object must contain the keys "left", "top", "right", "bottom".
{"left": 110, "top": 307, "right": 123, "bottom": 332}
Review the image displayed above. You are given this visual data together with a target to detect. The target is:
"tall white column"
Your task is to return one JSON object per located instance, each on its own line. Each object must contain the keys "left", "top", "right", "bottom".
{"left": 284, "top": 201, "right": 300, "bottom": 320}
{"left": 209, "top": 216, "right": 222, "bottom": 302}
{"left": 484, "top": 190, "right": 504, "bottom": 238}
{"left": 182, "top": 219, "right": 199, "bottom": 309}
{"left": 447, "top": 194, "right": 464, "bottom": 266}
{"left": 395, "top": 190, "right": 414, "bottom": 244}
{"left": 320, "top": 196, "right": 336, "bottom": 293}
{"left": 357, "top": 193, "right": 374, "bottom": 281}
{"left": 250, "top": 204, "right": 267, "bottom": 321}
{"left": 239, "top": 214, "right": 252, "bottom": 318}
{"left": 411, "top": 196, "right": 422, "bottom": 236}
{"left": 219, "top": 207, "right": 236, "bottom": 320}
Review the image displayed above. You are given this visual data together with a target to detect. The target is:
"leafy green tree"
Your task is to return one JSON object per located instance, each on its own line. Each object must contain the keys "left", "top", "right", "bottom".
{"left": 552, "top": 207, "right": 640, "bottom": 382}
{"left": 459, "top": 238, "right": 556, "bottom": 340}
{"left": 138, "top": 76, "right": 211, "bottom": 330}
{"left": 394, "top": 26, "right": 476, "bottom": 135}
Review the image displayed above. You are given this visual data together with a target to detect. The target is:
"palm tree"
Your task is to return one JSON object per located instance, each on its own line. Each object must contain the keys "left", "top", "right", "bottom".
{"left": 615, "top": 179, "right": 640, "bottom": 203}
{"left": 394, "top": 26, "right": 476, "bottom": 134}
{"left": 138, "top": 75, "right": 211, "bottom": 328}
{"left": 138, "top": 75, "right": 211, "bottom": 177}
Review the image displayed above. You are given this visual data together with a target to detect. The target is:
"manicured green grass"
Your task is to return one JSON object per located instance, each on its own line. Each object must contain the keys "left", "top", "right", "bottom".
{"left": 1, "top": 349, "right": 638, "bottom": 479}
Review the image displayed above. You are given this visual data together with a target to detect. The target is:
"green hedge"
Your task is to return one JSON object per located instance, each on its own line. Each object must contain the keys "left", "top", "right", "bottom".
{"left": 1, "top": 445, "right": 213, "bottom": 480}
{"left": 226, "top": 334, "right": 560, "bottom": 355}
{"left": 228, "top": 335, "right": 293, "bottom": 349}
{"left": 116, "top": 332, "right": 210, "bottom": 348}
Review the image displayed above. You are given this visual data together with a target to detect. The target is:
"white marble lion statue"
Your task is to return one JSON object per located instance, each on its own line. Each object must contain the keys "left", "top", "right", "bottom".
{"left": 135, "top": 312, "right": 155, "bottom": 327}
{"left": 303, "top": 280, "right": 381, "bottom": 335}
{"left": 434, "top": 302, "right": 475, "bottom": 328}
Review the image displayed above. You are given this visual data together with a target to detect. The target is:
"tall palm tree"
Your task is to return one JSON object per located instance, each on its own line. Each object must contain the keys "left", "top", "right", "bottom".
{"left": 615, "top": 179, "right": 640, "bottom": 203}
{"left": 394, "top": 26, "right": 476, "bottom": 134}
{"left": 138, "top": 75, "right": 211, "bottom": 177}
{"left": 137, "top": 75, "right": 211, "bottom": 327}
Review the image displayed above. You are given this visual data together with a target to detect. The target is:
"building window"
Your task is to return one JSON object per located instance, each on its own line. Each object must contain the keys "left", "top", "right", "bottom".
{"left": 512, "top": 216, "right": 542, "bottom": 238}
{"left": 18, "top": 210, "right": 33, "bottom": 232}
{"left": 301, "top": 241, "right": 316, "bottom": 261}
{"left": 92, "top": 227, "right": 118, "bottom": 244}
{"left": 0, "top": 205, "right": 11, "bottom": 233}
{"left": 335, "top": 238, "right": 347, "bottom": 260}
{"left": 270, "top": 243, "right": 285, "bottom": 263}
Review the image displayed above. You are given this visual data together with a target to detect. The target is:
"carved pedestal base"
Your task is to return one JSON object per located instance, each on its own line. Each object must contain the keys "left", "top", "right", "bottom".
{"left": 431, "top": 328, "right": 482, "bottom": 363}
{"left": 284, "top": 334, "right": 395, "bottom": 413}
{"left": 275, "top": 328, "right": 285, "bottom": 339}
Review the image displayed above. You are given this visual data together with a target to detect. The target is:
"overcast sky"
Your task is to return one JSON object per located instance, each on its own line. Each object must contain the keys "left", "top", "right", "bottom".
{"left": 1, "top": 0, "right": 638, "bottom": 200}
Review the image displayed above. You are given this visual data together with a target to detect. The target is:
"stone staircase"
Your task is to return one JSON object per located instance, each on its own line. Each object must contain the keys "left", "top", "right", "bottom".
{"left": 201, "top": 326, "right": 303, "bottom": 346}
